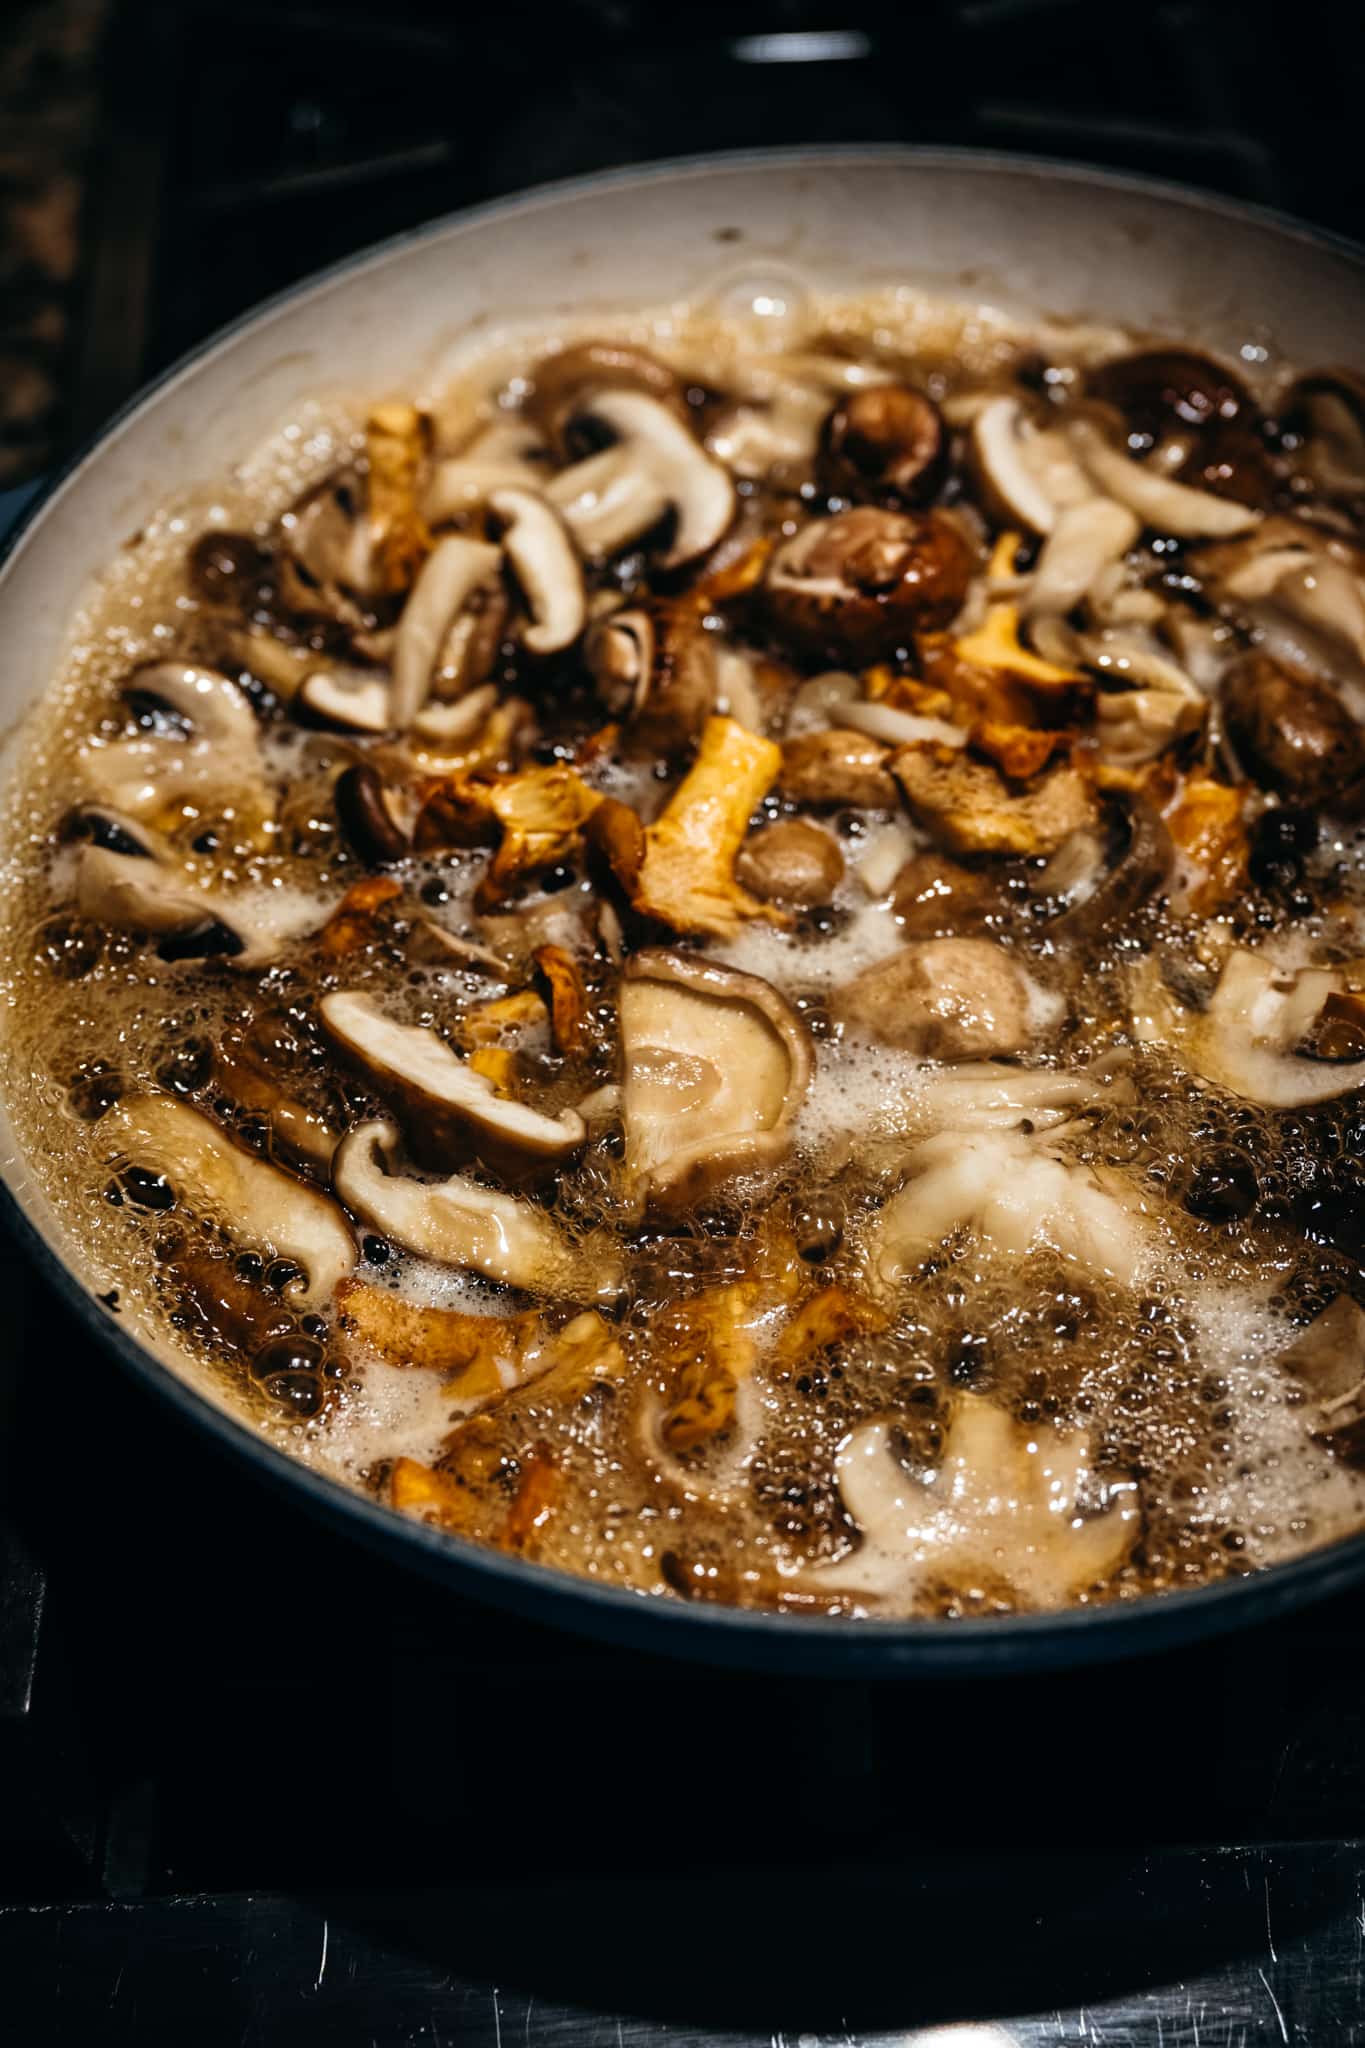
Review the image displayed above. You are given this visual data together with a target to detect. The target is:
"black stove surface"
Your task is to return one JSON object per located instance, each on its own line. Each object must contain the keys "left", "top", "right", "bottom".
{"left": 10, "top": 1, "right": 1365, "bottom": 2039}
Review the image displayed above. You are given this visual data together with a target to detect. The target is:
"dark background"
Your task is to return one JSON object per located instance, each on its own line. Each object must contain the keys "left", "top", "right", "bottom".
{"left": 5, "top": 2, "right": 1365, "bottom": 2042}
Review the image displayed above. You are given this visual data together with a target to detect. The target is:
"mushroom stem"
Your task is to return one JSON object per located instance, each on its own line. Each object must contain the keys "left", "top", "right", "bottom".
{"left": 391, "top": 535, "right": 504, "bottom": 728}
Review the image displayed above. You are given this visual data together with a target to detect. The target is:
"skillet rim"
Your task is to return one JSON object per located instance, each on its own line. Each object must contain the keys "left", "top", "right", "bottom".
{"left": 6, "top": 141, "right": 1365, "bottom": 1675}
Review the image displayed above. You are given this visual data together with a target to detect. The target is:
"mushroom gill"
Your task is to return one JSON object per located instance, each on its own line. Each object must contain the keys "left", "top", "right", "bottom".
{"left": 619, "top": 949, "right": 812, "bottom": 1216}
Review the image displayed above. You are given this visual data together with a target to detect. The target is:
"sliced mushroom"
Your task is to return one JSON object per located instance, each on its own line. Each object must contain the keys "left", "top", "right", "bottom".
{"left": 389, "top": 535, "right": 504, "bottom": 728}
{"left": 817, "top": 384, "right": 948, "bottom": 507}
{"left": 103, "top": 1095, "right": 355, "bottom": 1306}
{"left": 1283, "top": 368, "right": 1365, "bottom": 497}
{"left": 213, "top": 1037, "right": 340, "bottom": 1178}
{"left": 868, "top": 1125, "right": 1144, "bottom": 1287}
{"left": 78, "top": 662, "right": 268, "bottom": 832}
{"left": 827, "top": 1393, "right": 1139, "bottom": 1606}
{"left": 64, "top": 803, "right": 171, "bottom": 860}
{"left": 320, "top": 991, "right": 584, "bottom": 1181}
{"left": 779, "top": 728, "right": 899, "bottom": 809}
{"left": 735, "top": 819, "right": 844, "bottom": 907}
{"left": 1026, "top": 498, "right": 1142, "bottom": 617}
{"left": 332, "top": 1120, "right": 603, "bottom": 1297}
{"left": 1067, "top": 416, "right": 1260, "bottom": 538}
{"left": 765, "top": 508, "right": 975, "bottom": 664}
{"left": 333, "top": 763, "right": 410, "bottom": 864}
{"left": 1221, "top": 651, "right": 1365, "bottom": 811}
{"left": 425, "top": 419, "right": 553, "bottom": 525}
{"left": 892, "top": 745, "right": 1097, "bottom": 858}
{"left": 1130, "top": 948, "right": 1365, "bottom": 1107}
{"left": 523, "top": 339, "right": 683, "bottom": 455}
{"left": 75, "top": 845, "right": 271, "bottom": 963}
{"left": 968, "top": 396, "right": 1092, "bottom": 536}
{"left": 545, "top": 389, "right": 734, "bottom": 569}
{"left": 1279, "top": 1296, "right": 1365, "bottom": 1460}
{"left": 586, "top": 600, "right": 718, "bottom": 759}
{"left": 619, "top": 949, "right": 812, "bottom": 1215}
{"left": 834, "top": 937, "right": 1039, "bottom": 1058}
{"left": 412, "top": 682, "right": 501, "bottom": 747}
{"left": 297, "top": 666, "right": 394, "bottom": 734}
{"left": 485, "top": 486, "right": 584, "bottom": 655}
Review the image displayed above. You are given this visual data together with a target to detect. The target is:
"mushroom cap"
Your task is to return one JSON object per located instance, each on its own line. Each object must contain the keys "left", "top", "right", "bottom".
{"left": 522, "top": 339, "right": 684, "bottom": 455}
{"left": 778, "top": 727, "right": 898, "bottom": 809}
{"left": 765, "top": 507, "right": 974, "bottom": 663}
{"left": 1222, "top": 651, "right": 1365, "bottom": 812}
{"left": 817, "top": 383, "right": 949, "bottom": 507}
{"left": 1086, "top": 348, "right": 1252, "bottom": 441}
{"left": 1282, "top": 367, "right": 1365, "bottom": 496}
{"left": 103, "top": 1094, "right": 355, "bottom": 1306}
{"left": 320, "top": 990, "right": 585, "bottom": 1184}
{"left": 735, "top": 819, "right": 845, "bottom": 907}
{"left": 833, "top": 937, "right": 1037, "bottom": 1058}
{"left": 619, "top": 948, "right": 812, "bottom": 1216}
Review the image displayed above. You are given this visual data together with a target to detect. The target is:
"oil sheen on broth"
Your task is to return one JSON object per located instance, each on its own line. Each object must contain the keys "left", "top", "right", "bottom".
{"left": 5, "top": 282, "right": 1365, "bottom": 1620}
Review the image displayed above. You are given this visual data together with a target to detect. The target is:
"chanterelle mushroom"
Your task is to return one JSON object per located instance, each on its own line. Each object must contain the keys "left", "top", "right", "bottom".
{"left": 868, "top": 1126, "right": 1145, "bottom": 1287}
{"left": 332, "top": 1120, "right": 608, "bottom": 1299}
{"left": 103, "top": 1096, "right": 355, "bottom": 1307}
{"left": 320, "top": 991, "right": 584, "bottom": 1182}
{"left": 593, "top": 715, "right": 787, "bottom": 939}
{"left": 833, "top": 938, "right": 1042, "bottom": 1059}
{"left": 619, "top": 949, "right": 812, "bottom": 1215}
{"left": 1131, "top": 948, "right": 1365, "bottom": 1108}
{"left": 827, "top": 1392, "right": 1139, "bottom": 1605}
{"left": 546, "top": 388, "right": 734, "bottom": 568}
{"left": 765, "top": 507, "right": 974, "bottom": 664}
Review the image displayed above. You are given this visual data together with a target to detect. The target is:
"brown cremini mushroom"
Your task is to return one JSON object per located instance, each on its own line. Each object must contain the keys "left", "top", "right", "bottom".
{"left": 778, "top": 728, "right": 899, "bottom": 809}
{"left": 891, "top": 853, "right": 1009, "bottom": 936}
{"left": 817, "top": 384, "right": 948, "bottom": 507}
{"left": 834, "top": 937, "right": 1038, "bottom": 1058}
{"left": 522, "top": 339, "right": 684, "bottom": 455}
{"left": 545, "top": 389, "right": 734, "bottom": 568}
{"left": 765, "top": 507, "right": 974, "bottom": 663}
{"left": 333, "top": 763, "right": 410, "bottom": 864}
{"left": 1221, "top": 651, "right": 1365, "bottom": 812}
{"left": 320, "top": 991, "right": 584, "bottom": 1182}
{"left": 735, "top": 819, "right": 845, "bottom": 907}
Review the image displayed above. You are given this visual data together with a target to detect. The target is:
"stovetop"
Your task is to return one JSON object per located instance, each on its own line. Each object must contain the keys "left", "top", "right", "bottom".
{"left": 9, "top": 1, "right": 1365, "bottom": 2039}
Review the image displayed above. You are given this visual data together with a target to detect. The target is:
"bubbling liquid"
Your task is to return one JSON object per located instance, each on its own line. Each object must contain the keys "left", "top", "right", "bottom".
{"left": 3, "top": 281, "right": 1365, "bottom": 1619}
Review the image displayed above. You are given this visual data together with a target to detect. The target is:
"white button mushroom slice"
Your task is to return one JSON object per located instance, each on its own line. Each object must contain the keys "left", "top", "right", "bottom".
{"left": 77, "top": 662, "right": 268, "bottom": 826}
{"left": 1067, "top": 416, "right": 1261, "bottom": 538}
{"left": 1130, "top": 948, "right": 1365, "bottom": 1108}
{"left": 826, "top": 1393, "right": 1139, "bottom": 1606}
{"left": 968, "top": 396, "right": 1091, "bottom": 536}
{"left": 868, "top": 1126, "right": 1145, "bottom": 1288}
{"left": 545, "top": 444, "right": 672, "bottom": 561}
{"left": 74, "top": 845, "right": 287, "bottom": 965}
{"left": 423, "top": 422, "right": 552, "bottom": 525}
{"left": 319, "top": 991, "right": 585, "bottom": 1183}
{"left": 834, "top": 698, "right": 968, "bottom": 750}
{"left": 390, "top": 534, "right": 505, "bottom": 728}
{"left": 412, "top": 681, "right": 499, "bottom": 744}
{"left": 547, "top": 389, "right": 735, "bottom": 569}
{"left": 619, "top": 950, "right": 812, "bottom": 1216}
{"left": 1026, "top": 497, "right": 1142, "bottom": 617}
{"left": 486, "top": 486, "right": 585, "bottom": 655}
{"left": 332, "top": 1120, "right": 604, "bottom": 1298}
{"left": 103, "top": 1095, "right": 356, "bottom": 1307}
{"left": 298, "top": 667, "right": 394, "bottom": 733}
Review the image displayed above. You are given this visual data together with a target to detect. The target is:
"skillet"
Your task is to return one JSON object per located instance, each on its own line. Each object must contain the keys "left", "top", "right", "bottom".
{"left": 5, "top": 146, "right": 1365, "bottom": 1674}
